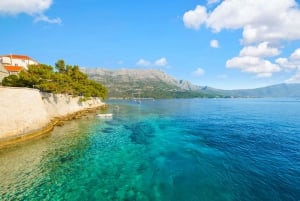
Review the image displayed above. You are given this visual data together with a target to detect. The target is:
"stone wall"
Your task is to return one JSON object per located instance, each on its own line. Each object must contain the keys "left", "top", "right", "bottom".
{"left": 0, "top": 87, "right": 104, "bottom": 142}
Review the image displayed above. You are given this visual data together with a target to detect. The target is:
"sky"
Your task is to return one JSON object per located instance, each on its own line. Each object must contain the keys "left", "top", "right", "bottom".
{"left": 1, "top": 0, "right": 300, "bottom": 89}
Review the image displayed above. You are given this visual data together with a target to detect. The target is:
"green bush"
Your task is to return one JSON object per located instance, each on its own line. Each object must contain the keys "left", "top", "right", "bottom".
{"left": 2, "top": 60, "right": 108, "bottom": 100}
{"left": 2, "top": 75, "right": 21, "bottom": 87}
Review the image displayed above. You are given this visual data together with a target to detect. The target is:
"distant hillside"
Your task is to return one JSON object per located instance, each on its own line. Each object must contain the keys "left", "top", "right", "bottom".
{"left": 217, "top": 84, "right": 300, "bottom": 98}
{"left": 82, "top": 68, "right": 300, "bottom": 98}
{"left": 81, "top": 68, "right": 216, "bottom": 98}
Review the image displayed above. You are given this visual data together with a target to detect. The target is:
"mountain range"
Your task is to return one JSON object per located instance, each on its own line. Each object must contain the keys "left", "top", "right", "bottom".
{"left": 82, "top": 68, "right": 300, "bottom": 99}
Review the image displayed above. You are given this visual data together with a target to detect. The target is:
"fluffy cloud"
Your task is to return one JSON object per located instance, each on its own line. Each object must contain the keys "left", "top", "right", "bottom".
{"left": 207, "top": 0, "right": 221, "bottom": 5}
{"left": 136, "top": 57, "right": 168, "bottom": 67}
{"left": 240, "top": 42, "right": 280, "bottom": 58}
{"left": 0, "top": 0, "right": 51, "bottom": 15}
{"left": 154, "top": 57, "right": 168, "bottom": 67}
{"left": 0, "top": 0, "right": 61, "bottom": 24}
{"left": 226, "top": 42, "right": 282, "bottom": 77}
{"left": 193, "top": 68, "right": 205, "bottom": 76}
{"left": 276, "top": 48, "right": 300, "bottom": 70}
{"left": 285, "top": 71, "right": 300, "bottom": 83}
{"left": 290, "top": 48, "right": 300, "bottom": 60}
{"left": 136, "top": 59, "right": 151, "bottom": 67}
{"left": 276, "top": 48, "right": 300, "bottom": 82}
{"left": 209, "top": 0, "right": 300, "bottom": 43}
{"left": 183, "top": 6, "right": 207, "bottom": 30}
{"left": 183, "top": 0, "right": 300, "bottom": 78}
{"left": 183, "top": 0, "right": 300, "bottom": 43}
{"left": 226, "top": 56, "right": 281, "bottom": 78}
{"left": 276, "top": 58, "right": 298, "bottom": 70}
{"left": 210, "top": 39, "right": 219, "bottom": 48}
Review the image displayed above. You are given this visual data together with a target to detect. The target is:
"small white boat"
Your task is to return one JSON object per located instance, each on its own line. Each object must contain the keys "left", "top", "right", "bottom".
{"left": 96, "top": 113, "right": 113, "bottom": 118}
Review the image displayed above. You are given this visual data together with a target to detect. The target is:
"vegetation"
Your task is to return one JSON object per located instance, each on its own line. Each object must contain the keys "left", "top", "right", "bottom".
{"left": 84, "top": 69, "right": 227, "bottom": 99}
{"left": 92, "top": 79, "right": 222, "bottom": 99}
{"left": 2, "top": 60, "right": 108, "bottom": 100}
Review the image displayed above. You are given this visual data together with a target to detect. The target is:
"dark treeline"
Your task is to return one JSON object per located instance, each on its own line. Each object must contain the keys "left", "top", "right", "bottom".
{"left": 2, "top": 60, "right": 108, "bottom": 100}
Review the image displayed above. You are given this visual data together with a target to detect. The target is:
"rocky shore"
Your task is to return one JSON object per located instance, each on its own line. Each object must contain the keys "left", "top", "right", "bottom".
{"left": 0, "top": 87, "right": 106, "bottom": 148}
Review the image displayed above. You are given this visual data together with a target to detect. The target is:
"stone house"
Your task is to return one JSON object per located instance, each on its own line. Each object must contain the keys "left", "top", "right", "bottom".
{"left": 0, "top": 54, "right": 39, "bottom": 83}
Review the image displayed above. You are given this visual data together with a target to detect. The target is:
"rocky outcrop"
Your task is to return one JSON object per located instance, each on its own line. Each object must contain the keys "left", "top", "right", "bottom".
{"left": 41, "top": 92, "right": 103, "bottom": 118}
{"left": 0, "top": 87, "right": 105, "bottom": 144}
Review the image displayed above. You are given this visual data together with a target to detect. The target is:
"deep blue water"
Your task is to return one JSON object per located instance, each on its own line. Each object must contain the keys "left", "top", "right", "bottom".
{"left": 0, "top": 99, "right": 300, "bottom": 201}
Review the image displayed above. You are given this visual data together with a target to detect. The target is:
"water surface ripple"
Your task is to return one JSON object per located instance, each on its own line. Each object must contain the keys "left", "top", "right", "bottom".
{"left": 0, "top": 99, "right": 299, "bottom": 201}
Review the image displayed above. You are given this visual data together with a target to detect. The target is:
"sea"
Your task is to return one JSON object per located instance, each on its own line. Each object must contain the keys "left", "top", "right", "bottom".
{"left": 0, "top": 98, "right": 299, "bottom": 201}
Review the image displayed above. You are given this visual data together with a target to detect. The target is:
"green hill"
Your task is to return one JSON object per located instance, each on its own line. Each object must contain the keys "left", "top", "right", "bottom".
{"left": 82, "top": 68, "right": 220, "bottom": 99}
{"left": 83, "top": 68, "right": 300, "bottom": 99}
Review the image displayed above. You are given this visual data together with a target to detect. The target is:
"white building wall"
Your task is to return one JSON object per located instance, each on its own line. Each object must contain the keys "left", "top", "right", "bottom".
{"left": 0, "top": 64, "right": 9, "bottom": 82}
{"left": 0, "top": 56, "right": 38, "bottom": 70}
{"left": 1, "top": 57, "right": 11, "bottom": 64}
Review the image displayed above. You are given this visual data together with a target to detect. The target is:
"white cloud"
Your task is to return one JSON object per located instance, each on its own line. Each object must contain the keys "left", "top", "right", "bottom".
{"left": 240, "top": 42, "right": 280, "bottom": 57}
{"left": 210, "top": 39, "right": 219, "bottom": 48}
{"left": 34, "top": 14, "right": 61, "bottom": 24}
{"left": 193, "top": 67, "right": 205, "bottom": 76}
{"left": 184, "top": 0, "right": 300, "bottom": 43}
{"left": 206, "top": 0, "right": 300, "bottom": 43}
{"left": 0, "top": 0, "right": 61, "bottom": 24}
{"left": 136, "top": 57, "right": 168, "bottom": 67}
{"left": 183, "top": 0, "right": 300, "bottom": 78}
{"left": 0, "top": 0, "right": 52, "bottom": 15}
{"left": 226, "top": 56, "right": 281, "bottom": 78}
{"left": 285, "top": 71, "right": 300, "bottom": 83}
{"left": 183, "top": 5, "right": 207, "bottom": 30}
{"left": 276, "top": 48, "right": 300, "bottom": 82}
{"left": 290, "top": 48, "right": 300, "bottom": 60}
{"left": 136, "top": 59, "right": 151, "bottom": 67}
{"left": 276, "top": 57, "right": 298, "bottom": 70}
{"left": 276, "top": 48, "right": 300, "bottom": 70}
{"left": 207, "top": 0, "right": 221, "bottom": 5}
{"left": 154, "top": 57, "right": 168, "bottom": 66}
{"left": 225, "top": 42, "right": 282, "bottom": 77}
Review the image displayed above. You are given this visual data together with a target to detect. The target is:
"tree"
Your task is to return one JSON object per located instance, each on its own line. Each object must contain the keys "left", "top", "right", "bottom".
{"left": 2, "top": 75, "right": 21, "bottom": 87}
{"left": 2, "top": 60, "right": 108, "bottom": 100}
{"left": 55, "top": 59, "right": 66, "bottom": 73}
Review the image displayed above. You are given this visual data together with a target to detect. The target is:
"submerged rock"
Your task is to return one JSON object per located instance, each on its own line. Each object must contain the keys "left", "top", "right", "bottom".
{"left": 128, "top": 122, "right": 155, "bottom": 145}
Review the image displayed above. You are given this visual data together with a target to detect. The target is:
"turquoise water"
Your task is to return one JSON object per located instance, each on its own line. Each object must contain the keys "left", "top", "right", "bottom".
{"left": 0, "top": 99, "right": 300, "bottom": 201}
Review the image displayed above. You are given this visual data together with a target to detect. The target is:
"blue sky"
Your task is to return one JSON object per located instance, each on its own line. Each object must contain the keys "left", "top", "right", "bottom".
{"left": 1, "top": 0, "right": 300, "bottom": 89}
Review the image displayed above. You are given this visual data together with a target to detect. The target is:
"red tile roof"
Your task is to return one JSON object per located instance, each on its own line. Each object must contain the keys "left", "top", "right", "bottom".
{"left": 4, "top": 65, "right": 23, "bottom": 72}
{"left": 2, "top": 54, "right": 31, "bottom": 60}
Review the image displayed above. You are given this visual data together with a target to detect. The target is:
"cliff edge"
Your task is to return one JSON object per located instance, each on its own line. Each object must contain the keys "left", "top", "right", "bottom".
{"left": 0, "top": 87, "right": 105, "bottom": 143}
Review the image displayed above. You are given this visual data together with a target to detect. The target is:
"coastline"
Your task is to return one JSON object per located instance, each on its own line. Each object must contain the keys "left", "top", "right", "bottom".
{"left": 0, "top": 87, "right": 106, "bottom": 149}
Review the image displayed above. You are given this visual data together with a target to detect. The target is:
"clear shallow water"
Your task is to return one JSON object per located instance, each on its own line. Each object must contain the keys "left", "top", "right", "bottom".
{"left": 0, "top": 98, "right": 300, "bottom": 201}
